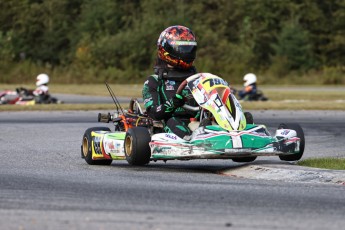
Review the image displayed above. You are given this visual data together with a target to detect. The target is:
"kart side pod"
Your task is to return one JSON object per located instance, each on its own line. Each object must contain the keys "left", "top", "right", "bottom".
{"left": 82, "top": 129, "right": 126, "bottom": 162}
{"left": 275, "top": 129, "right": 300, "bottom": 153}
{"left": 275, "top": 129, "right": 297, "bottom": 139}
{"left": 98, "top": 132, "right": 126, "bottom": 159}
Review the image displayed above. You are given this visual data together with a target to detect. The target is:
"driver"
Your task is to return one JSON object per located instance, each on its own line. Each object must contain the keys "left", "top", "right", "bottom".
{"left": 238, "top": 73, "right": 258, "bottom": 100}
{"left": 142, "top": 25, "right": 199, "bottom": 140}
{"left": 13, "top": 73, "right": 50, "bottom": 103}
{"left": 33, "top": 73, "right": 51, "bottom": 103}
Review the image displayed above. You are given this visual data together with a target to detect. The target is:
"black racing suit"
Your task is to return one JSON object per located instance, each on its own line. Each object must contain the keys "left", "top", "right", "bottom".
{"left": 142, "top": 66, "right": 199, "bottom": 139}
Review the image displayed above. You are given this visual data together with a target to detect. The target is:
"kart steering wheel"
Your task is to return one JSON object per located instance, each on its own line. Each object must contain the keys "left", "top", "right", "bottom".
{"left": 176, "top": 74, "right": 201, "bottom": 112}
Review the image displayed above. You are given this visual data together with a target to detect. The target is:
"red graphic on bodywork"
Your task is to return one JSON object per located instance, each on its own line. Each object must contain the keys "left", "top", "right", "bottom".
{"left": 108, "top": 141, "right": 115, "bottom": 150}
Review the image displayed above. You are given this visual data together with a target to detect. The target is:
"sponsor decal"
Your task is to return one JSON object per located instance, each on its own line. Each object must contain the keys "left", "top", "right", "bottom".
{"left": 168, "top": 80, "right": 176, "bottom": 85}
{"left": 170, "top": 41, "right": 197, "bottom": 46}
{"left": 202, "top": 77, "right": 228, "bottom": 88}
{"left": 104, "top": 139, "right": 124, "bottom": 155}
{"left": 107, "top": 141, "right": 115, "bottom": 150}
{"left": 165, "top": 80, "right": 175, "bottom": 90}
{"left": 231, "top": 135, "right": 243, "bottom": 148}
{"left": 165, "top": 133, "right": 177, "bottom": 140}
{"left": 151, "top": 145, "right": 192, "bottom": 156}
{"left": 230, "top": 95, "right": 242, "bottom": 112}
{"left": 144, "top": 98, "right": 152, "bottom": 104}
{"left": 224, "top": 148, "right": 251, "bottom": 153}
{"left": 281, "top": 130, "right": 290, "bottom": 135}
{"left": 187, "top": 77, "right": 201, "bottom": 92}
{"left": 93, "top": 136, "right": 103, "bottom": 155}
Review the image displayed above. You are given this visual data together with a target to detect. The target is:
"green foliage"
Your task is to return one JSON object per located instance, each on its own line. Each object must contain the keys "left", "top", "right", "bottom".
{"left": 321, "top": 66, "right": 345, "bottom": 85}
{"left": 0, "top": 31, "right": 15, "bottom": 64}
{"left": 273, "top": 23, "right": 315, "bottom": 71}
{"left": 0, "top": 0, "right": 344, "bottom": 84}
{"left": 298, "top": 158, "right": 345, "bottom": 170}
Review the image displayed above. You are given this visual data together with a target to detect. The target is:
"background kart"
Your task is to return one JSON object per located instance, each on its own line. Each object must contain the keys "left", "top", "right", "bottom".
{"left": 231, "top": 87, "right": 269, "bottom": 101}
{"left": 81, "top": 73, "right": 305, "bottom": 166}
{"left": 0, "top": 87, "right": 63, "bottom": 105}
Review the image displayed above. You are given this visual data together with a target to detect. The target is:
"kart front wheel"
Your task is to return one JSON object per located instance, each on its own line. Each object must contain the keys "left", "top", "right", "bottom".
{"left": 278, "top": 123, "right": 305, "bottom": 161}
{"left": 125, "top": 127, "right": 151, "bottom": 165}
{"left": 82, "top": 127, "right": 113, "bottom": 165}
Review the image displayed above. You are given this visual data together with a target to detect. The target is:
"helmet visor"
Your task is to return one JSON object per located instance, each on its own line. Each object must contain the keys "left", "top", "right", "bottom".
{"left": 168, "top": 41, "right": 197, "bottom": 62}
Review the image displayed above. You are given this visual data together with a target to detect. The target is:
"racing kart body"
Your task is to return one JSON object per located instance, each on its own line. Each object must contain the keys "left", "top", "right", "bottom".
{"left": 81, "top": 73, "right": 304, "bottom": 165}
{"left": 0, "top": 90, "right": 25, "bottom": 105}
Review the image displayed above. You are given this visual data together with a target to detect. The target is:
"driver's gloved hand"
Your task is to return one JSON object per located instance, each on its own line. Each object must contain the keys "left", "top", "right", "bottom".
{"left": 163, "top": 94, "right": 185, "bottom": 113}
{"left": 163, "top": 100, "right": 175, "bottom": 113}
{"left": 172, "top": 94, "right": 185, "bottom": 108}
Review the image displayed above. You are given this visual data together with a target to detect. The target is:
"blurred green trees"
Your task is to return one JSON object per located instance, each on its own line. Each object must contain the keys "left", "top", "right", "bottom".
{"left": 0, "top": 0, "right": 343, "bottom": 84}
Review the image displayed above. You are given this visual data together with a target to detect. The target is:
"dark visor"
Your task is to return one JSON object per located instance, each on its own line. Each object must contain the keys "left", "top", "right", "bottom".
{"left": 168, "top": 41, "right": 197, "bottom": 61}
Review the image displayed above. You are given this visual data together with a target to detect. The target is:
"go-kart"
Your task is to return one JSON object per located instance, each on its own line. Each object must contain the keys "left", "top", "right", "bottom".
{"left": 231, "top": 87, "right": 269, "bottom": 101}
{"left": 81, "top": 73, "right": 304, "bottom": 166}
{"left": 0, "top": 87, "right": 62, "bottom": 105}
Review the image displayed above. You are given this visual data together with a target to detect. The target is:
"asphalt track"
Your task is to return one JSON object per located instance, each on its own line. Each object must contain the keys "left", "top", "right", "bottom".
{"left": 53, "top": 93, "right": 134, "bottom": 104}
{"left": 0, "top": 110, "right": 344, "bottom": 230}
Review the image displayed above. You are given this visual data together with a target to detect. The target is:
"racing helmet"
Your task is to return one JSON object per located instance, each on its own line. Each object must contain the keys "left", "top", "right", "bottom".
{"left": 157, "top": 25, "right": 197, "bottom": 69}
{"left": 243, "top": 73, "right": 257, "bottom": 87}
{"left": 36, "top": 73, "right": 49, "bottom": 86}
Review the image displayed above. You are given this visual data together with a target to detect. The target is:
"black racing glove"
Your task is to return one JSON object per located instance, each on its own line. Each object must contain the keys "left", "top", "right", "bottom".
{"left": 163, "top": 94, "right": 185, "bottom": 113}
{"left": 172, "top": 94, "right": 185, "bottom": 108}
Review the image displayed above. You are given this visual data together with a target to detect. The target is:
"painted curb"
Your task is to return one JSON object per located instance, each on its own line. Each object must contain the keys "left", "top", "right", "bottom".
{"left": 220, "top": 164, "right": 345, "bottom": 185}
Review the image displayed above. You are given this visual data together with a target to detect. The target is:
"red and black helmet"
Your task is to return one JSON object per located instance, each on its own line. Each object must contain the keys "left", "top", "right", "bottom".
{"left": 157, "top": 25, "right": 197, "bottom": 69}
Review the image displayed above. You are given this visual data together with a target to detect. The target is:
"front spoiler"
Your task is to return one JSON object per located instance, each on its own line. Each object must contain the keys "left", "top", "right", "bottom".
{"left": 150, "top": 149, "right": 297, "bottom": 161}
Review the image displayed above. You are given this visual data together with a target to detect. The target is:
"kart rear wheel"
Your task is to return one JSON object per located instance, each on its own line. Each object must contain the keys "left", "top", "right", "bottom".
{"left": 232, "top": 156, "right": 257, "bottom": 163}
{"left": 125, "top": 127, "right": 151, "bottom": 165}
{"left": 82, "top": 127, "right": 113, "bottom": 165}
{"left": 278, "top": 123, "right": 305, "bottom": 161}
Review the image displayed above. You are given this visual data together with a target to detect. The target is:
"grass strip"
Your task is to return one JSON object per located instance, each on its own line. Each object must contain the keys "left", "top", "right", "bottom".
{"left": 1, "top": 100, "right": 344, "bottom": 111}
{"left": 298, "top": 158, "right": 345, "bottom": 170}
{"left": 2, "top": 84, "right": 345, "bottom": 100}
{"left": 241, "top": 101, "right": 345, "bottom": 110}
{"left": 1, "top": 84, "right": 345, "bottom": 111}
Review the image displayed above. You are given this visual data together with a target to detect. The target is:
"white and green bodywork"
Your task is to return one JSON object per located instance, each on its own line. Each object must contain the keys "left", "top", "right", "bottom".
{"left": 86, "top": 73, "right": 303, "bottom": 163}
{"left": 149, "top": 124, "right": 301, "bottom": 160}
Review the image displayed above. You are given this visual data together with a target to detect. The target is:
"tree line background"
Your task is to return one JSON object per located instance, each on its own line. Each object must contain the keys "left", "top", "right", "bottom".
{"left": 0, "top": 0, "right": 344, "bottom": 85}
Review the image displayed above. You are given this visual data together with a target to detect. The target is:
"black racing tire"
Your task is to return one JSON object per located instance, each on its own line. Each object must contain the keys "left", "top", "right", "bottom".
{"left": 232, "top": 156, "right": 257, "bottom": 163}
{"left": 81, "top": 127, "right": 113, "bottom": 165}
{"left": 278, "top": 123, "right": 305, "bottom": 161}
{"left": 244, "top": 112, "right": 254, "bottom": 124}
{"left": 124, "top": 127, "right": 151, "bottom": 166}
